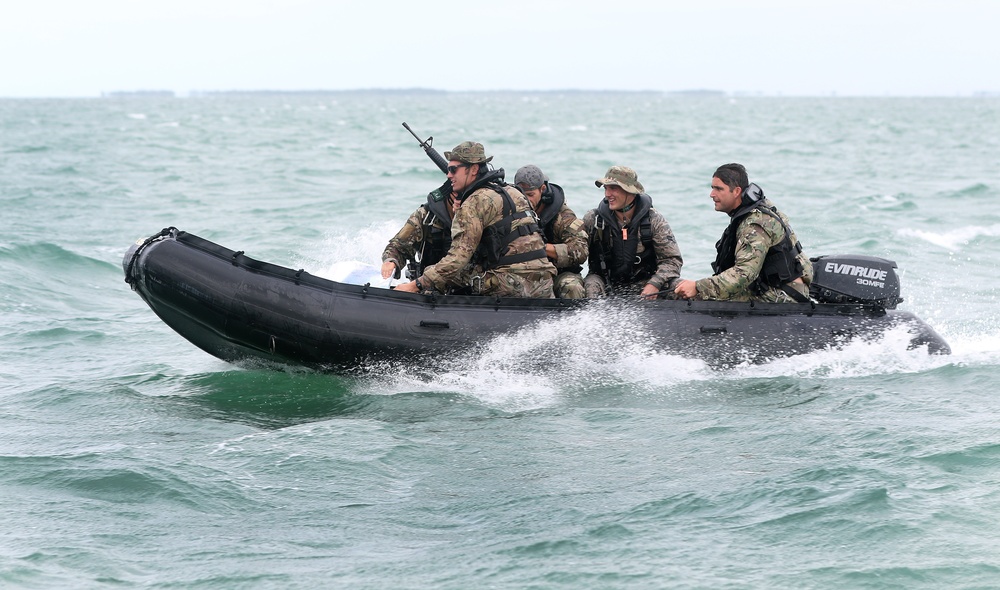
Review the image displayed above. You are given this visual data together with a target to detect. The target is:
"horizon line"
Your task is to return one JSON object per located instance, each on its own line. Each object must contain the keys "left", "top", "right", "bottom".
{"left": 2, "top": 88, "right": 999, "bottom": 99}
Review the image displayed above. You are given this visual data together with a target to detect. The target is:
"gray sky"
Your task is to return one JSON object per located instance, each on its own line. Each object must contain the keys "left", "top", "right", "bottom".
{"left": 3, "top": 0, "right": 998, "bottom": 97}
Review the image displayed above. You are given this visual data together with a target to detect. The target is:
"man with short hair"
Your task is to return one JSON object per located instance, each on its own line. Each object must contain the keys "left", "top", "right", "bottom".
{"left": 380, "top": 178, "right": 463, "bottom": 289}
{"left": 395, "top": 142, "right": 557, "bottom": 298}
{"left": 674, "top": 163, "right": 812, "bottom": 302}
{"left": 583, "top": 166, "right": 683, "bottom": 299}
{"left": 514, "top": 165, "right": 587, "bottom": 299}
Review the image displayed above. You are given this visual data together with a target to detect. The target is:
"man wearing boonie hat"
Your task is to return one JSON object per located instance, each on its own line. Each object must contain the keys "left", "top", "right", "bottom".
{"left": 514, "top": 164, "right": 588, "bottom": 299}
{"left": 582, "top": 166, "right": 683, "bottom": 299}
{"left": 395, "top": 142, "right": 557, "bottom": 298}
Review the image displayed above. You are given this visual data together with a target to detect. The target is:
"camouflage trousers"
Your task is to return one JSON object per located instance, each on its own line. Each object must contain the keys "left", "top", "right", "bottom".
{"left": 478, "top": 269, "right": 555, "bottom": 298}
{"left": 554, "top": 272, "right": 586, "bottom": 299}
{"left": 757, "top": 280, "right": 811, "bottom": 303}
{"left": 719, "top": 280, "right": 811, "bottom": 303}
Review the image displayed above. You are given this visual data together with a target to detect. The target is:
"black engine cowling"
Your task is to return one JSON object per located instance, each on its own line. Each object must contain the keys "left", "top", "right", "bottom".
{"left": 809, "top": 254, "right": 902, "bottom": 309}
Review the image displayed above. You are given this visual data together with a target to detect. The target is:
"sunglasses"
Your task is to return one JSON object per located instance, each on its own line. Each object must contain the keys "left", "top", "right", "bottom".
{"left": 446, "top": 164, "right": 470, "bottom": 174}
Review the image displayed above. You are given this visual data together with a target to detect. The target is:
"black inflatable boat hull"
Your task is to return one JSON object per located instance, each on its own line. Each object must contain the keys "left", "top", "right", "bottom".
{"left": 123, "top": 229, "right": 950, "bottom": 371}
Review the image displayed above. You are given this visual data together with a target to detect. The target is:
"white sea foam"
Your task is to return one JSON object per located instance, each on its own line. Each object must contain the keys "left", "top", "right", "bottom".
{"left": 727, "top": 325, "right": 952, "bottom": 380}
{"left": 360, "top": 315, "right": 973, "bottom": 407}
{"left": 937, "top": 323, "right": 1000, "bottom": 366}
{"left": 302, "top": 222, "right": 402, "bottom": 286}
{"left": 357, "top": 303, "right": 714, "bottom": 410}
{"left": 897, "top": 224, "right": 1000, "bottom": 251}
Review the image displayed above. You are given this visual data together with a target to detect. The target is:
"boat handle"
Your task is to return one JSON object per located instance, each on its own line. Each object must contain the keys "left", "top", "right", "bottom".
{"left": 419, "top": 320, "right": 450, "bottom": 329}
{"left": 700, "top": 325, "right": 727, "bottom": 334}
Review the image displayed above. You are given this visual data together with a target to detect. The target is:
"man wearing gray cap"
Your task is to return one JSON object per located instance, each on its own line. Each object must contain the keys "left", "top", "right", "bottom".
{"left": 395, "top": 142, "right": 557, "bottom": 298}
{"left": 514, "top": 165, "right": 588, "bottom": 299}
{"left": 583, "top": 166, "right": 683, "bottom": 299}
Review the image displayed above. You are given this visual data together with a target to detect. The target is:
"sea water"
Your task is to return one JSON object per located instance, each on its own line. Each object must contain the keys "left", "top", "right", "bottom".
{"left": 1, "top": 94, "right": 999, "bottom": 588}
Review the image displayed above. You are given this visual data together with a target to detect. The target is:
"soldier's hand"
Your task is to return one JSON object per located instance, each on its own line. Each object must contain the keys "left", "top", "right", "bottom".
{"left": 381, "top": 261, "right": 399, "bottom": 279}
{"left": 545, "top": 244, "right": 557, "bottom": 261}
{"left": 674, "top": 279, "right": 697, "bottom": 299}
{"left": 640, "top": 284, "right": 660, "bottom": 300}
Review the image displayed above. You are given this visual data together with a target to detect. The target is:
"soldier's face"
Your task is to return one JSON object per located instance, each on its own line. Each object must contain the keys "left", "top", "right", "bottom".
{"left": 519, "top": 185, "right": 544, "bottom": 209}
{"left": 447, "top": 161, "right": 477, "bottom": 194}
{"left": 710, "top": 177, "right": 742, "bottom": 213}
{"left": 604, "top": 185, "right": 633, "bottom": 211}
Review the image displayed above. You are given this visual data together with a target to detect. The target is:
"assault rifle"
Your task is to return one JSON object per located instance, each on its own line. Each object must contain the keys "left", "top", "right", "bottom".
{"left": 402, "top": 122, "right": 449, "bottom": 174}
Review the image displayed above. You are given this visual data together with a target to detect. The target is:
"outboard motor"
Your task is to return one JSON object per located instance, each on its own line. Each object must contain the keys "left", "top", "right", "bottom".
{"left": 809, "top": 254, "right": 902, "bottom": 309}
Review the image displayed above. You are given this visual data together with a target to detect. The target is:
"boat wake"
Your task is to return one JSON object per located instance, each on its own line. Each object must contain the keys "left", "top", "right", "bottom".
{"left": 350, "top": 308, "right": 963, "bottom": 411}
{"left": 352, "top": 302, "right": 713, "bottom": 410}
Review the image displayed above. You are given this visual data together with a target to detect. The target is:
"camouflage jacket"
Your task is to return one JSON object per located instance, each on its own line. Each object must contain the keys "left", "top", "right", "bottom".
{"left": 696, "top": 196, "right": 813, "bottom": 301}
{"left": 421, "top": 182, "right": 556, "bottom": 293}
{"left": 582, "top": 193, "right": 683, "bottom": 295}
{"left": 534, "top": 183, "right": 588, "bottom": 271}
{"left": 381, "top": 182, "right": 453, "bottom": 278}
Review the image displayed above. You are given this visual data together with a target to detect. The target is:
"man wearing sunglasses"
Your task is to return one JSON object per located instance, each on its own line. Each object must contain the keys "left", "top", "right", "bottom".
{"left": 395, "top": 141, "right": 556, "bottom": 298}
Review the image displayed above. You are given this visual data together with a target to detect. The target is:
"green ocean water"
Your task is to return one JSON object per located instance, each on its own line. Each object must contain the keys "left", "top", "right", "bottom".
{"left": 2, "top": 94, "right": 999, "bottom": 589}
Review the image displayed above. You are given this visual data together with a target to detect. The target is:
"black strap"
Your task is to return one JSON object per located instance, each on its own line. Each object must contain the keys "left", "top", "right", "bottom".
{"left": 781, "top": 283, "right": 810, "bottom": 303}
{"left": 639, "top": 216, "right": 652, "bottom": 249}
{"left": 496, "top": 248, "right": 547, "bottom": 266}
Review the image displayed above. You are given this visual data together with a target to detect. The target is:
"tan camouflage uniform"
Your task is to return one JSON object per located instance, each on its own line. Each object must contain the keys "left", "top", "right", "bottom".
{"left": 582, "top": 206, "right": 683, "bottom": 298}
{"left": 381, "top": 206, "right": 433, "bottom": 274}
{"left": 695, "top": 198, "right": 813, "bottom": 302}
{"left": 547, "top": 202, "right": 588, "bottom": 299}
{"left": 421, "top": 185, "right": 556, "bottom": 298}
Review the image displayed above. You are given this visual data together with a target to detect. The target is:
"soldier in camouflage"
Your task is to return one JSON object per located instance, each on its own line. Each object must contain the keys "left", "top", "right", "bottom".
{"left": 380, "top": 179, "right": 472, "bottom": 293}
{"left": 674, "top": 163, "right": 813, "bottom": 303}
{"left": 582, "top": 166, "right": 683, "bottom": 299}
{"left": 514, "top": 165, "right": 587, "bottom": 299}
{"left": 394, "top": 142, "right": 557, "bottom": 298}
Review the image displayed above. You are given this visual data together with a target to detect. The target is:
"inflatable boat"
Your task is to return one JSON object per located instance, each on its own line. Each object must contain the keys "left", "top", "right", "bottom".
{"left": 122, "top": 228, "right": 950, "bottom": 372}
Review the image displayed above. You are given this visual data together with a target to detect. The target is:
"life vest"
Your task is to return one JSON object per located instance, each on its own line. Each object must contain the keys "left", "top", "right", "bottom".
{"left": 534, "top": 183, "right": 583, "bottom": 274}
{"left": 415, "top": 180, "right": 454, "bottom": 275}
{"left": 589, "top": 193, "right": 657, "bottom": 285}
{"left": 462, "top": 170, "right": 547, "bottom": 271}
{"left": 711, "top": 184, "right": 804, "bottom": 295}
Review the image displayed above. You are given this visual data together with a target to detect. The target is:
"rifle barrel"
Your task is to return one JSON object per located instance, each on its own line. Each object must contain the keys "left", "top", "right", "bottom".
{"left": 402, "top": 122, "right": 449, "bottom": 174}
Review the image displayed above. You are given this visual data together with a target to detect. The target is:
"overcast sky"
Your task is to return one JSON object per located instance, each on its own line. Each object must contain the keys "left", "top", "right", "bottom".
{"left": 2, "top": 0, "right": 998, "bottom": 97}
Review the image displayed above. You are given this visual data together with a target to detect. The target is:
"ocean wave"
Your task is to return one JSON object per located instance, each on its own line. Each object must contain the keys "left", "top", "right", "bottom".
{"left": 0, "top": 241, "right": 117, "bottom": 270}
{"left": 897, "top": 224, "right": 1000, "bottom": 251}
{"left": 0, "top": 453, "right": 262, "bottom": 511}
{"left": 4, "top": 145, "right": 50, "bottom": 154}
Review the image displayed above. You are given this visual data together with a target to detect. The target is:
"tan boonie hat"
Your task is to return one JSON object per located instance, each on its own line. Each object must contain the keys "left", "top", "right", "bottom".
{"left": 595, "top": 165, "right": 644, "bottom": 195}
{"left": 444, "top": 141, "right": 494, "bottom": 164}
